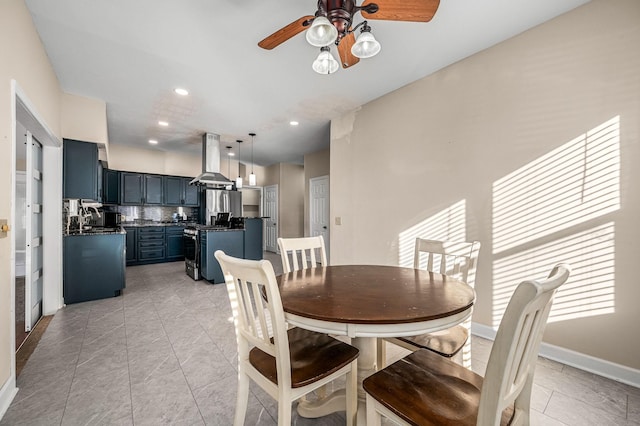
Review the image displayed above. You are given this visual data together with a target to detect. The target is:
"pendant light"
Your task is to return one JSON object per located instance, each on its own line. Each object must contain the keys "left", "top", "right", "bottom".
{"left": 249, "top": 132, "right": 257, "bottom": 186}
{"left": 236, "top": 140, "right": 243, "bottom": 189}
{"left": 226, "top": 146, "right": 233, "bottom": 190}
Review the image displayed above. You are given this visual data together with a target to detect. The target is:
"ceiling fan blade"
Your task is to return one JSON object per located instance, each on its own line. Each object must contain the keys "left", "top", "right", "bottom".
{"left": 337, "top": 32, "right": 360, "bottom": 68}
{"left": 361, "top": 0, "right": 440, "bottom": 22}
{"left": 258, "top": 15, "right": 315, "bottom": 50}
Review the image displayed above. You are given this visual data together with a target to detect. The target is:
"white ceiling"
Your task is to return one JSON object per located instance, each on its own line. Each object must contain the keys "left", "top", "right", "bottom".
{"left": 25, "top": 0, "right": 590, "bottom": 166}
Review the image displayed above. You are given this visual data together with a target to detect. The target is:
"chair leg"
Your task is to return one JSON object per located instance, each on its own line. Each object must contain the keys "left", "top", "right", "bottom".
{"left": 376, "top": 338, "right": 386, "bottom": 368}
{"left": 366, "top": 393, "right": 382, "bottom": 426}
{"left": 277, "top": 397, "right": 292, "bottom": 426}
{"left": 345, "top": 360, "right": 358, "bottom": 426}
{"left": 234, "top": 372, "right": 250, "bottom": 426}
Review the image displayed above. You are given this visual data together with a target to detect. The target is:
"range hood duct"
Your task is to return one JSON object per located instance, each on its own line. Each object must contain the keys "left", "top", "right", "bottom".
{"left": 189, "top": 133, "right": 234, "bottom": 187}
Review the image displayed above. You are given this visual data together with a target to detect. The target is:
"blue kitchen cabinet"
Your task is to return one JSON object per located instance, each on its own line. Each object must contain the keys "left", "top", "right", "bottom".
{"left": 124, "top": 227, "right": 136, "bottom": 265}
{"left": 63, "top": 233, "right": 126, "bottom": 304}
{"left": 144, "top": 174, "right": 163, "bottom": 205}
{"left": 201, "top": 230, "right": 244, "bottom": 283}
{"left": 121, "top": 172, "right": 163, "bottom": 205}
{"left": 165, "top": 226, "right": 184, "bottom": 261}
{"left": 63, "top": 139, "right": 98, "bottom": 200}
{"left": 103, "top": 168, "right": 120, "bottom": 205}
{"left": 137, "top": 227, "right": 165, "bottom": 263}
{"left": 243, "top": 218, "right": 264, "bottom": 260}
{"left": 121, "top": 172, "right": 144, "bottom": 205}
{"left": 164, "top": 176, "right": 199, "bottom": 206}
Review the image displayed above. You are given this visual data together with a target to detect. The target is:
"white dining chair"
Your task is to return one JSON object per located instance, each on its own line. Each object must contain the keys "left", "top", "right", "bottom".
{"left": 364, "top": 263, "right": 571, "bottom": 426}
{"left": 379, "top": 238, "right": 481, "bottom": 368}
{"left": 277, "top": 236, "right": 327, "bottom": 273}
{"left": 215, "top": 250, "right": 358, "bottom": 426}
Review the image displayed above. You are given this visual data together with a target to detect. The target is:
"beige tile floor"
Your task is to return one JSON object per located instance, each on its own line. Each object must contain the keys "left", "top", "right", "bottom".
{"left": 2, "top": 255, "right": 638, "bottom": 425}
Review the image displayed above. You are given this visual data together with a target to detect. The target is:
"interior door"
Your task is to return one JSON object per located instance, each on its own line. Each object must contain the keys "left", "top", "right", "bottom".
{"left": 25, "top": 131, "right": 43, "bottom": 331}
{"left": 310, "top": 175, "right": 330, "bottom": 261}
{"left": 264, "top": 184, "right": 278, "bottom": 252}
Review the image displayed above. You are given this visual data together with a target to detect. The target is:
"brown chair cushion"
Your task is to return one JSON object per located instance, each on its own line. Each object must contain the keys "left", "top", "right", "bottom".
{"left": 396, "top": 325, "right": 469, "bottom": 357}
{"left": 249, "top": 327, "right": 359, "bottom": 388}
{"left": 363, "top": 349, "right": 513, "bottom": 426}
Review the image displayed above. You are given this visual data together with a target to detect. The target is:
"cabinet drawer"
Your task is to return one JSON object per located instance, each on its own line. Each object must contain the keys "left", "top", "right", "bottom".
{"left": 138, "top": 240, "right": 164, "bottom": 248}
{"left": 138, "top": 233, "right": 164, "bottom": 241}
{"left": 138, "top": 248, "right": 165, "bottom": 260}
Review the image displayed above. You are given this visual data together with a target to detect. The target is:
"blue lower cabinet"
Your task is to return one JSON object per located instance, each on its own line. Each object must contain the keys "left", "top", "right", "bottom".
{"left": 201, "top": 230, "right": 244, "bottom": 283}
{"left": 124, "top": 227, "right": 136, "bottom": 264}
{"left": 137, "top": 227, "right": 165, "bottom": 264}
{"left": 165, "top": 226, "right": 184, "bottom": 261}
{"left": 63, "top": 233, "right": 126, "bottom": 304}
{"left": 243, "top": 218, "right": 264, "bottom": 260}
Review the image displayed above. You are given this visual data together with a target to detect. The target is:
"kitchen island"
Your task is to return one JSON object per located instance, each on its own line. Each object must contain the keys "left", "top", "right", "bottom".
{"left": 63, "top": 228, "right": 126, "bottom": 304}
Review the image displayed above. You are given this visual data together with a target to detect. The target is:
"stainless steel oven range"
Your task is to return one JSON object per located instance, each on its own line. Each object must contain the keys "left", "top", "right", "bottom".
{"left": 183, "top": 226, "right": 201, "bottom": 280}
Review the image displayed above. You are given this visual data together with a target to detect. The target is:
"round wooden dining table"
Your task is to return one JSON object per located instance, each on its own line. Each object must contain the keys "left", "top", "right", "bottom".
{"left": 276, "top": 264, "right": 476, "bottom": 425}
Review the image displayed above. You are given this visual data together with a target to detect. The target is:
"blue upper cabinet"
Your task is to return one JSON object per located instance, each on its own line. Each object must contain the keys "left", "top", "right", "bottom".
{"left": 63, "top": 139, "right": 98, "bottom": 200}
{"left": 120, "top": 172, "right": 164, "bottom": 205}
{"left": 144, "top": 174, "right": 163, "bottom": 205}
{"left": 164, "top": 176, "right": 199, "bottom": 206}
{"left": 102, "top": 168, "right": 120, "bottom": 205}
{"left": 120, "top": 172, "right": 144, "bottom": 205}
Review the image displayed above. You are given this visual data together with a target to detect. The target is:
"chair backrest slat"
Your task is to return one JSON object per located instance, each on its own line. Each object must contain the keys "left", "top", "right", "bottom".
{"left": 215, "top": 250, "right": 293, "bottom": 385}
{"left": 278, "top": 236, "right": 328, "bottom": 273}
{"left": 477, "top": 263, "right": 571, "bottom": 425}
{"left": 414, "top": 238, "right": 481, "bottom": 287}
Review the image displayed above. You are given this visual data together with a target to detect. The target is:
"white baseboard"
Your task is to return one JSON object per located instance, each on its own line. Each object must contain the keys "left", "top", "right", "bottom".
{"left": 0, "top": 376, "right": 17, "bottom": 421}
{"left": 471, "top": 322, "right": 640, "bottom": 389}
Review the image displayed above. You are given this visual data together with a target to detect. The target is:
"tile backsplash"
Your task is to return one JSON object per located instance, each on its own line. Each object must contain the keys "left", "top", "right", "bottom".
{"left": 107, "top": 205, "right": 199, "bottom": 223}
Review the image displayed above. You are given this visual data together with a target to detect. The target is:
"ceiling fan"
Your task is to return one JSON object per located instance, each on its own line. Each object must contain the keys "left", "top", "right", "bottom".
{"left": 258, "top": 0, "right": 440, "bottom": 73}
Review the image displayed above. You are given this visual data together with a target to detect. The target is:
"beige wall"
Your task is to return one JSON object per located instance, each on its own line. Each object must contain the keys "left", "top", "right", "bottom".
{"left": 108, "top": 144, "right": 201, "bottom": 177}
{"left": 61, "top": 93, "right": 108, "bottom": 145}
{"left": 303, "top": 149, "right": 330, "bottom": 236}
{"left": 263, "top": 163, "right": 305, "bottom": 239}
{"left": 0, "top": 0, "right": 63, "bottom": 393}
{"left": 330, "top": 0, "right": 640, "bottom": 370}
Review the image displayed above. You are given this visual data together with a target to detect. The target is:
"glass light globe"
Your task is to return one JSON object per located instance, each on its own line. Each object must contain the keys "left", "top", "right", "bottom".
{"left": 312, "top": 47, "right": 340, "bottom": 74}
{"left": 306, "top": 16, "right": 338, "bottom": 47}
{"left": 351, "top": 31, "right": 381, "bottom": 59}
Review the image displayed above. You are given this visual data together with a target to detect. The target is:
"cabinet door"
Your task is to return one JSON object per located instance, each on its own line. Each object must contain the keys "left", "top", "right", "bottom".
{"left": 121, "top": 173, "right": 144, "bottom": 205}
{"left": 144, "top": 175, "right": 164, "bottom": 205}
{"left": 63, "top": 139, "right": 98, "bottom": 200}
{"left": 164, "top": 176, "right": 183, "bottom": 206}
{"left": 166, "top": 227, "right": 184, "bottom": 260}
{"left": 124, "top": 227, "right": 136, "bottom": 264}
{"left": 184, "top": 179, "right": 200, "bottom": 206}
{"left": 103, "top": 169, "right": 120, "bottom": 204}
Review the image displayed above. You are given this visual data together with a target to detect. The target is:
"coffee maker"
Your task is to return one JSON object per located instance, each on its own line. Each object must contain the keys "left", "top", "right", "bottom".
{"left": 65, "top": 199, "right": 81, "bottom": 233}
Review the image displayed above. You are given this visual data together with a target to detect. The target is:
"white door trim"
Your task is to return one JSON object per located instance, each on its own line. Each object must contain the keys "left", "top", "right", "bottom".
{"left": 2, "top": 81, "right": 63, "bottom": 417}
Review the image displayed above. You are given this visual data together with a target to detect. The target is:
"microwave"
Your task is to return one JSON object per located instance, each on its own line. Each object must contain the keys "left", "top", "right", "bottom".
{"left": 90, "top": 211, "right": 121, "bottom": 228}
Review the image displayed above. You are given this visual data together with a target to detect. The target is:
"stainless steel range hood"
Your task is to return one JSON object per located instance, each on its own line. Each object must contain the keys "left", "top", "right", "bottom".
{"left": 189, "top": 133, "right": 234, "bottom": 187}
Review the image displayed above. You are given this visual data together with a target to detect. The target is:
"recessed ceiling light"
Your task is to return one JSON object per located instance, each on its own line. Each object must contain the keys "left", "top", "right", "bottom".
{"left": 174, "top": 88, "right": 189, "bottom": 96}
{"left": 290, "top": 121, "right": 299, "bottom": 126}
{"left": 149, "top": 139, "right": 158, "bottom": 145}
{"left": 158, "top": 121, "right": 169, "bottom": 126}
{"left": 228, "top": 152, "right": 235, "bottom": 156}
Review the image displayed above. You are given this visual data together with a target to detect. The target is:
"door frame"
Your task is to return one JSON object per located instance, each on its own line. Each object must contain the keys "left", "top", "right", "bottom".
{"left": 4, "top": 81, "right": 63, "bottom": 405}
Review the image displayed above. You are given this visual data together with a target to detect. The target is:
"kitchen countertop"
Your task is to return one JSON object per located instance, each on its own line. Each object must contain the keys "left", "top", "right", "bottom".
{"left": 65, "top": 227, "right": 126, "bottom": 236}
{"left": 121, "top": 222, "right": 198, "bottom": 227}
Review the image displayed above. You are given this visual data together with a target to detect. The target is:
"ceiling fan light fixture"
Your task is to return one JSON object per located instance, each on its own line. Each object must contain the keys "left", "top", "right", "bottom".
{"left": 306, "top": 16, "right": 338, "bottom": 47}
{"left": 351, "top": 26, "right": 381, "bottom": 59}
{"left": 312, "top": 46, "right": 339, "bottom": 75}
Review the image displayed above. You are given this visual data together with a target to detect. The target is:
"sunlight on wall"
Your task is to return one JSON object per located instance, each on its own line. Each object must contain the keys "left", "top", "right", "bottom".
{"left": 492, "top": 223, "right": 615, "bottom": 327}
{"left": 491, "top": 116, "right": 620, "bottom": 327}
{"left": 398, "top": 200, "right": 466, "bottom": 267}
{"left": 493, "top": 116, "right": 620, "bottom": 253}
